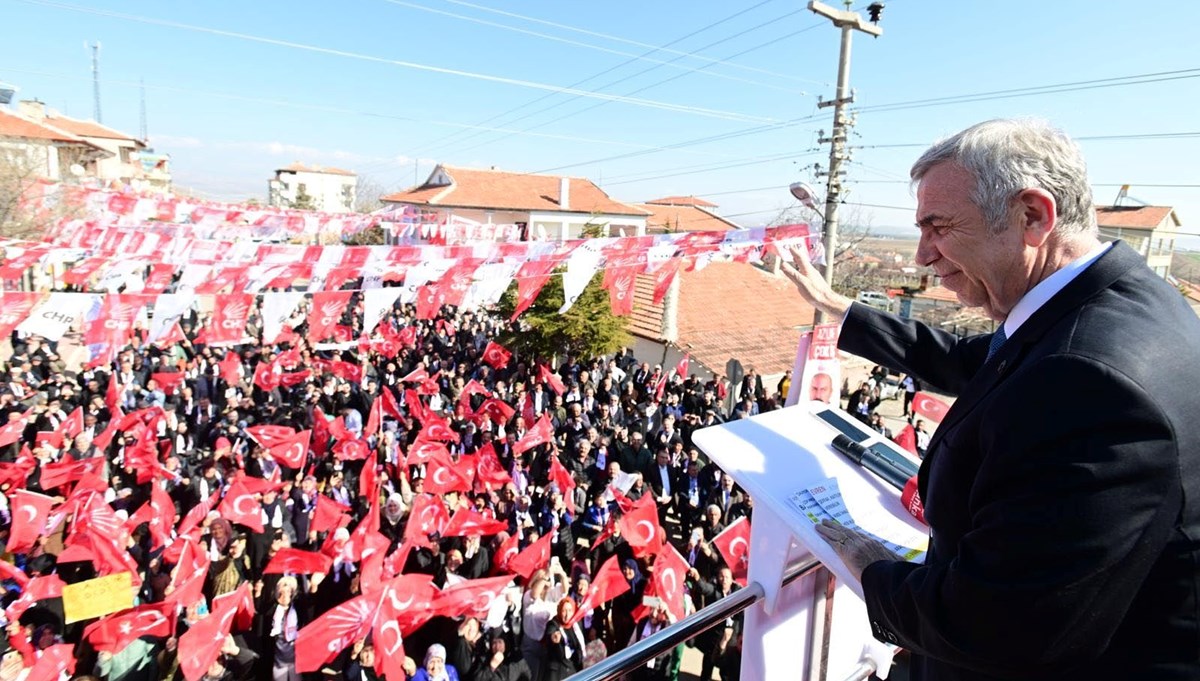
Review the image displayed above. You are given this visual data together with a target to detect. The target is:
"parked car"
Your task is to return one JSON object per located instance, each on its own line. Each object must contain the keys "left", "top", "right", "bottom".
{"left": 856, "top": 291, "right": 893, "bottom": 312}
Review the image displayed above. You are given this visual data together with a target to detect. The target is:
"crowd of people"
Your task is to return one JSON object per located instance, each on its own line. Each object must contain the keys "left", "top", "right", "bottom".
{"left": 0, "top": 292, "right": 791, "bottom": 681}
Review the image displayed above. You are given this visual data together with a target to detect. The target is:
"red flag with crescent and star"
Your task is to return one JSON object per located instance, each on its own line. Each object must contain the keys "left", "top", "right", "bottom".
{"left": 711, "top": 516, "right": 751, "bottom": 586}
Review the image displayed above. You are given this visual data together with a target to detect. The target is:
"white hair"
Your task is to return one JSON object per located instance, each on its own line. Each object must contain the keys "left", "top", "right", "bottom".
{"left": 911, "top": 118, "right": 1097, "bottom": 236}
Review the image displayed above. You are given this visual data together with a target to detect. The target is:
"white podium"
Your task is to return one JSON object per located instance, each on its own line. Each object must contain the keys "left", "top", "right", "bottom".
{"left": 692, "top": 403, "right": 927, "bottom": 680}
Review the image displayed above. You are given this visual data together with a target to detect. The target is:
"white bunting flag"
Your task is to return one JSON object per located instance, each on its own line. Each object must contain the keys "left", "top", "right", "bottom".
{"left": 148, "top": 293, "right": 196, "bottom": 344}
{"left": 361, "top": 288, "right": 403, "bottom": 337}
{"left": 260, "top": 291, "right": 306, "bottom": 344}
{"left": 17, "top": 292, "right": 95, "bottom": 342}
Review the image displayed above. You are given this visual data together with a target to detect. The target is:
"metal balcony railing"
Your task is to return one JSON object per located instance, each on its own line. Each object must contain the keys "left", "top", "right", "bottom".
{"left": 568, "top": 558, "right": 881, "bottom": 681}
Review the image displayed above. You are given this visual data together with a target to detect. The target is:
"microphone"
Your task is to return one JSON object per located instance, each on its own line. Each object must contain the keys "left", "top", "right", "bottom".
{"left": 830, "top": 434, "right": 918, "bottom": 492}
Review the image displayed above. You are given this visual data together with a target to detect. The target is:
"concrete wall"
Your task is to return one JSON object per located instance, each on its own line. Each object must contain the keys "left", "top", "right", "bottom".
{"left": 271, "top": 170, "right": 357, "bottom": 213}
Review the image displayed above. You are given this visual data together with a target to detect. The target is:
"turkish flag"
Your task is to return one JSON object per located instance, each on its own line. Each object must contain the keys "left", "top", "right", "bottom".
{"left": 218, "top": 351, "right": 242, "bottom": 386}
{"left": 380, "top": 387, "right": 404, "bottom": 420}
{"left": 418, "top": 416, "right": 460, "bottom": 444}
{"left": 507, "top": 532, "right": 552, "bottom": 580}
{"left": 178, "top": 491, "right": 219, "bottom": 538}
{"left": 364, "top": 397, "right": 382, "bottom": 438}
{"left": 442, "top": 507, "right": 508, "bottom": 538}
{"left": 0, "top": 409, "right": 32, "bottom": 447}
{"left": 34, "top": 430, "right": 64, "bottom": 451}
{"left": 513, "top": 414, "right": 555, "bottom": 455}
{"left": 675, "top": 353, "right": 690, "bottom": 379}
{"left": 404, "top": 389, "right": 429, "bottom": 424}
{"left": 617, "top": 496, "right": 664, "bottom": 559}
{"left": 307, "top": 290, "right": 353, "bottom": 342}
{"left": 311, "top": 406, "right": 331, "bottom": 459}
{"left": 913, "top": 391, "right": 951, "bottom": 422}
{"left": 264, "top": 548, "right": 333, "bottom": 576}
{"left": 424, "top": 449, "right": 471, "bottom": 495}
{"left": 494, "top": 533, "right": 520, "bottom": 574}
{"left": 894, "top": 423, "right": 918, "bottom": 454}
{"left": 567, "top": 556, "right": 630, "bottom": 627}
{"left": 476, "top": 398, "right": 515, "bottom": 426}
{"left": 178, "top": 589, "right": 241, "bottom": 681}
{"left": 218, "top": 480, "right": 264, "bottom": 533}
{"left": 267, "top": 429, "right": 310, "bottom": 469}
{"left": 652, "top": 542, "right": 690, "bottom": 624}
{"left": 481, "top": 341, "right": 512, "bottom": 369}
{"left": 166, "top": 538, "right": 211, "bottom": 608}
{"left": 537, "top": 364, "right": 566, "bottom": 396}
{"left": 105, "top": 373, "right": 122, "bottom": 413}
{"left": 149, "top": 372, "right": 186, "bottom": 396}
{"left": 7, "top": 490, "right": 55, "bottom": 554}
{"left": 296, "top": 594, "right": 378, "bottom": 673}
{"left": 212, "top": 581, "right": 256, "bottom": 632}
{"left": 414, "top": 284, "right": 443, "bottom": 320}
{"left": 712, "top": 516, "right": 751, "bottom": 585}
{"left": 311, "top": 494, "right": 351, "bottom": 535}
{"left": 245, "top": 424, "right": 295, "bottom": 449}
{"left": 127, "top": 485, "right": 175, "bottom": 550}
{"left": 404, "top": 494, "right": 450, "bottom": 544}
{"left": 207, "top": 293, "right": 254, "bottom": 345}
{"left": 547, "top": 455, "right": 577, "bottom": 501}
{"left": 253, "top": 360, "right": 281, "bottom": 392}
{"left": 474, "top": 444, "right": 513, "bottom": 491}
{"left": 25, "top": 642, "right": 74, "bottom": 681}
{"left": 373, "top": 576, "right": 439, "bottom": 680}
{"left": 83, "top": 601, "right": 175, "bottom": 653}
{"left": 399, "top": 367, "right": 429, "bottom": 384}
{"left": 334, "top": 438, "right": 371, "bottom": 462}
{"left": 435, "top": 575, "right": 514, "bottom": 620}
{"left": 5, "top": 574, "right": 64, "bottom": 624}
{"left": 62, "top": 407, "right": 84, "bottom": 439}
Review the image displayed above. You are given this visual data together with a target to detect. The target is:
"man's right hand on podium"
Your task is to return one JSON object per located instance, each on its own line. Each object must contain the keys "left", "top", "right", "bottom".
{"left": 814, "top": 519, "right": 898, "bottom": 583}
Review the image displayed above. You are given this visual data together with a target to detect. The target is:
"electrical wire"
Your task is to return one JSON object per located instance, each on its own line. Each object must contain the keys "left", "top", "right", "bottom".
{"left": 17, "top": 0, "right": 781, "bottom": 125}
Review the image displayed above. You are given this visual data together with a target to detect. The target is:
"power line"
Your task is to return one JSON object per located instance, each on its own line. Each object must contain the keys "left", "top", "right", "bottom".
{"left": 438, "top": 0, "right": 823, "bottom": 85}
{"left": 852, "top": 130, "right": 1200, "bottom": 150}
{"left": 399, "top": 1, "right": 784, "bottom": 163}
{"left": 418, "top": 6, "right": 813, "bottom": 161}
{"left": 18, "top": 0, "right": 780, "bottom": 125}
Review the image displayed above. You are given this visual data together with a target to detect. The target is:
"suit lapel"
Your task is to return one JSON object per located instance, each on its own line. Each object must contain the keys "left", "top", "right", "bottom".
{"left": 918, "top": 241, "right": 1141, "bottom": 498}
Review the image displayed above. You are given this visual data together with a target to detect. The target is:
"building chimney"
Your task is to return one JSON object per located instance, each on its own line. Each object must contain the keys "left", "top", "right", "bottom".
{"left": 559, "top": 177, "right": 570, "bottom": 211}
{"left": 17, "top": 99, "right": 46, "bottom": 120}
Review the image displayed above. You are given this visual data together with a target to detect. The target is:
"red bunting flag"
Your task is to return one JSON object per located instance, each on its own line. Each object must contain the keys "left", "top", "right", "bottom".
{"left": 511, "top": 256, "right": 559, "bottom": 321}
{"left": 513, "top": 414, "right": 555, "bottom": 455}
{"left": 218, "top": 480, "right": 264, "bottom": 533}
{"left": 0, "top": 293, "right": 40, "bottom": 337}
{"left": 651, "top": 258, "right": 682, "bottom": 305}
{"left": 912, "top": 391, "right": 951, "bottom": 422}
{"left": 712, "top": 516, "right": 751, "bottom": 585}
{"left": 481, "top": 341, "right": 512, "bottom": 369}
{"left": 7, "top": 490, "right": 55, "bottom": 554}
{"left": 605, "top": 265, "right": 638, "bottom": 316}
{"left": 307, "top": 290, "right": 353, "bottom": 342}
{"left": 264, "top": 548, "right": 334, "bottom": 576}
{"left": 506, "top": 532, "right": 552, "bottom": 580}
{"left": 567, "top": 556, "right": 630, "bottom": 627}
{"left": 206, "top": 293, "right": 254, "bottom": 345}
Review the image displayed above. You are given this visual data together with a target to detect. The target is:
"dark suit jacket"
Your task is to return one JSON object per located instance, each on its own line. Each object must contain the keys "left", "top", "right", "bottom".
{"left": 843, "top": 242, "right": 1200, "bottom": 680}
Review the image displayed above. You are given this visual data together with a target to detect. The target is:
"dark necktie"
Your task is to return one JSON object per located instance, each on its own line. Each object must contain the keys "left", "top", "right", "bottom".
{"left": 987, "top": 325, "right": 1008, "bottom": 361}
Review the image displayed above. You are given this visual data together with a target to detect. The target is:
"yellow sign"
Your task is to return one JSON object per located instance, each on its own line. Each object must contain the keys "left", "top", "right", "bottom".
{"left": 62, "top": 572, "right": 134, "bottom": 623}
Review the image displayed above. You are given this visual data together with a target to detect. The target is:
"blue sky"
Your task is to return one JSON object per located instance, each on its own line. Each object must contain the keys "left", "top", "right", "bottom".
{"left": 3, "top": 0, "right": 1198, "bottom": 245}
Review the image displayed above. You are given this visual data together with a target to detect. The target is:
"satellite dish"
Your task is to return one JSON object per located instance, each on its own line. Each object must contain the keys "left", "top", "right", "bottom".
{"left": 69, "top": 164, "right": 86, "bottom": 177}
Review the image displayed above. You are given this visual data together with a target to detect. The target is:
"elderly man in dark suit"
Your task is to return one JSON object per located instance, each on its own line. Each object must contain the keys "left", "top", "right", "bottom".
{"left": 786, "top": 118, "right": 1200, "bottom": 680}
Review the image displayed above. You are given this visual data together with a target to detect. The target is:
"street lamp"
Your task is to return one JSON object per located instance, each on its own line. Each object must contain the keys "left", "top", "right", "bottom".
{"left": 789, "top": 181, "right": 825, "bottom": 218}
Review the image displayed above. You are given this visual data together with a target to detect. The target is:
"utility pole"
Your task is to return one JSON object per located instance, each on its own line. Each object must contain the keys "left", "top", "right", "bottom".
{"left": 89, "top": 41, "right": 103, "bottom": 123}
{"left": 808, "top": 1, "right": 882, "bottom": 323}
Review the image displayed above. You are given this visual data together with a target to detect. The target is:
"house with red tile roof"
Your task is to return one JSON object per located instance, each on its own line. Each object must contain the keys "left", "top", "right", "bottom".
{"left": 627, "top": 260, "right": 815, "bottom": 392}
{"left": 0, "top": 104, "right": 110, "bottom": 181}
{"left": 268, "top": 162, "right": 358, "bottom": 213}
{"left": 1095, "top": 204, "right": 1183, "bottom": 278}
{"left": 635, "top": 195, "right": 740, "bottom": 234}
{"left": 381, "top": 165, "right": 648, "bottom": 240}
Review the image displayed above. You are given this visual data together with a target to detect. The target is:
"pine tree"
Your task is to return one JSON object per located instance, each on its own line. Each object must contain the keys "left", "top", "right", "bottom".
{"left": 496, "top": 265, "right": 629, "bottom": 361}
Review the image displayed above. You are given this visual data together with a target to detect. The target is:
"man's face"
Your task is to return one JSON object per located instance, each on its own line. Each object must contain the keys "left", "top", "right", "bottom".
{"left": 656, "top": 451, "right": 669, "bottom": 466}
{"left": 915, "top": 161, "right": 1030, "bottom": 320}
{"left": 810, "top": 373, "right": 833, "bottom": 403}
